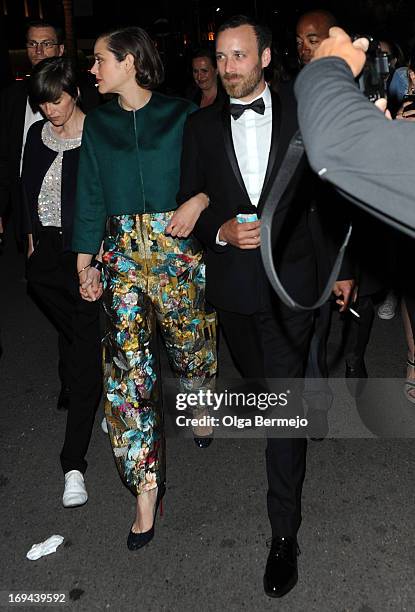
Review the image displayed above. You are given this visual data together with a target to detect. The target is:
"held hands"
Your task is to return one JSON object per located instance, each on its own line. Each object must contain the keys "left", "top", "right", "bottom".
{"left": 313, "top": 27, "right": 368, "bottom": 78}
{"left": 219, "top": 218, "right": 261, "bottom": 249}
{"left": 165, "top": 193, "right": 209, "bottom": 238}
{"left": 78, "top": 267, "right": 103, "bottom": 302}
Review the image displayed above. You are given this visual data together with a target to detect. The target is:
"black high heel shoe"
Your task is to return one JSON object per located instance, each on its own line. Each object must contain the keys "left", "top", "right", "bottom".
{"left": 193, "top": 433, "right": 213, "bottom": 448}
{"left": 127, "top": 483, "right": 166, "bottom": 551}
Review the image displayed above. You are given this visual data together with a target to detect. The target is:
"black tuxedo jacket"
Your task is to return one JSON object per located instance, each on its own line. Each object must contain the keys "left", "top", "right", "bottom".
{"left": 178, "top": 84, "right": 323, "bottom": 315}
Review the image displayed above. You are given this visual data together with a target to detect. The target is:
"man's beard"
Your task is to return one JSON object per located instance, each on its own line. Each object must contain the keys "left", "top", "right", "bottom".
{"left": 221, "top": 60, "right": 263, "bottom": 99}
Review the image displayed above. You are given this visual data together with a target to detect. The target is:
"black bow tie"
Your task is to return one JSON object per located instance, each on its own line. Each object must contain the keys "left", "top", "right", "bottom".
{"left": 229, "top": 98, "right": 265, "bottom": 120}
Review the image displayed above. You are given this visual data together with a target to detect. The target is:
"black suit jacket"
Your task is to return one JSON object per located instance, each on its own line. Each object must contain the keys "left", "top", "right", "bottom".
{"left": 178, "top": 84, "right": 321, "bottom": 314}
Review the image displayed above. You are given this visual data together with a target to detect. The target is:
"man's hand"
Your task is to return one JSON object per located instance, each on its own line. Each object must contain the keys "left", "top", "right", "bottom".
{"left": 313, "top": 27, "right": 368, "bottom": 77}
{"left": 219, "top": 218, "right": 261, "bottom": 249}
{"left": 333, "top": 279, "right": 355, "bottom": 312}
{"left": 27, "top": 233, "right": 34, "bottom": 258}
{"left": 374, "top": 98, "right": 392, "bottom": 120}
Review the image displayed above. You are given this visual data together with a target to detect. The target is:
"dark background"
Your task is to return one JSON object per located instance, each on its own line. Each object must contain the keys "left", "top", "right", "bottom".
{"left": 2, "top": 1, "right": 415, "bottom": 92}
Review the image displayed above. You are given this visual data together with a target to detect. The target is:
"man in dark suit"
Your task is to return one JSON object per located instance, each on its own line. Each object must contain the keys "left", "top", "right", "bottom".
{"left": 0, "top": 20, "right": 65, "bottom": 243}
{"left": 178, "top": 15, "right": 328, "bottom": 598}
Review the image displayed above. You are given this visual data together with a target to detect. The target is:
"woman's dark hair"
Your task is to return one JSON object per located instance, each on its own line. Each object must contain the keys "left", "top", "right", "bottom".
{"left": 29, "top": 57, "right": 78, "bottom": 106}
{"left": 192, "top": 47, "right": 217, "bottom": 69}
{"left": 98, "top": 26, "right": 164, "bottom": 89}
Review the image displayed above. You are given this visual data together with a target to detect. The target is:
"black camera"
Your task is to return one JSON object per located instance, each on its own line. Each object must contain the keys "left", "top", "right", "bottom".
{"left": 354, "top": 36, "right": 390, "bottom": 102}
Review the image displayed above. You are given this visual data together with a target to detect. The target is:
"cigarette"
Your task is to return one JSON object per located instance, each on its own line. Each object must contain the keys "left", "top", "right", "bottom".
{"left": 94, "top": 83, "right": 99, "bottom": 87}
{"left": 349, "top": 307, "right": 360, "bottom": 318}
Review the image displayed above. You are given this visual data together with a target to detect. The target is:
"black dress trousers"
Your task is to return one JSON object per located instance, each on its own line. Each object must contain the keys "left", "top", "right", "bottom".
{"left": 27, "top": 228, "right": 102, "bottom": 474}
{"left": 218, "top": 271, "right": 313, "bottom": 537}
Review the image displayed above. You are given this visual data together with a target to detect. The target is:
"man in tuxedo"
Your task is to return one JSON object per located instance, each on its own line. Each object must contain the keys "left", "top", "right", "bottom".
{"left": 178, "top": 15, "right": 322, "bottom": 597}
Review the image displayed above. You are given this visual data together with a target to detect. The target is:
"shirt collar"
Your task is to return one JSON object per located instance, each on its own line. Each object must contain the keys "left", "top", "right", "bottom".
{"left": 229, "top": 82, "right": 271, "bottom": 106}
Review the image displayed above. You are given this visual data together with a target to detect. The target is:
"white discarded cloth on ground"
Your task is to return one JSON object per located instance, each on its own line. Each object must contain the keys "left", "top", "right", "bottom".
{"left": 26, "top": 535, "right": 64, "bottom": 560}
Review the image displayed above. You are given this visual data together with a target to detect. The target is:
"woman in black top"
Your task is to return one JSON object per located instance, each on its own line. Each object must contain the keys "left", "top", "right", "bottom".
{"left": 22, "top": 57, "right": 102, "bottom": 508}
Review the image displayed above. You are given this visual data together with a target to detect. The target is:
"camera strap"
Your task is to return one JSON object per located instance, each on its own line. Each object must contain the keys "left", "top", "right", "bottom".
{"left": 260, "top": 130, "right": 352, "bottom": 312}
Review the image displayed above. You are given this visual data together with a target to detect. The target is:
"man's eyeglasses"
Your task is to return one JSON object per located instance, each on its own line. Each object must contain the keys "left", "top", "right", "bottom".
{"left": 26, "top": 40, "right": 59, "bottom": 49}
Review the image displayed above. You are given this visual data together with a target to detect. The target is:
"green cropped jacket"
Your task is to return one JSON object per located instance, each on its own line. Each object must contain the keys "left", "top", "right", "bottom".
{"left": 72, "top": 92, "right": 196, "bottom": 254}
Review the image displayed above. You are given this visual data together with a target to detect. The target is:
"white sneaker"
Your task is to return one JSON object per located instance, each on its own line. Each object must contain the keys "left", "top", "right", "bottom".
{"left": 62, "top": 470, "right": 88, "bottom": 507}
{"left": 101, "top": 416, "right": 108, "bottom": 433}
{"left": 378, "top": 291, "right": 398, "bottom": 320}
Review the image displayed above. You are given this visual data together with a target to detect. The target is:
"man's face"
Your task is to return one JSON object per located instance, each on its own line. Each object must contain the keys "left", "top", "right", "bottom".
{"left": 216, "top": 24, "right": 270, "bottom": 101}
{"left": 296, "top": 15, "right": 330, "bottom": 66}
{"left": 26, "top": 26, "right": 64, "bottom": 67}
{"left": 192, "top": 57, "right": 217, "bottom": 91}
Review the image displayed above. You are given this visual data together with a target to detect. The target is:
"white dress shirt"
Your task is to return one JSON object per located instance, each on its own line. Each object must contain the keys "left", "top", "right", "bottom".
{"left": 216, "top": 83, "right": 272, "bottom": 245}
{"left": 230, "top": 83, "right": 272, "bottom": 206}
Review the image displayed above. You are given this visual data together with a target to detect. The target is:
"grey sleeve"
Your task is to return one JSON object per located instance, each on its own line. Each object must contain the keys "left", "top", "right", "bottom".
{"left": 294, "top": 57, "right": 415, "bottom": 233}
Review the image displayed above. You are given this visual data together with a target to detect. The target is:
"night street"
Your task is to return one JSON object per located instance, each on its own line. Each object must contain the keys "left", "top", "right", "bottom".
{"left": 0, "top": 236, "right": 414, "bottom": 611}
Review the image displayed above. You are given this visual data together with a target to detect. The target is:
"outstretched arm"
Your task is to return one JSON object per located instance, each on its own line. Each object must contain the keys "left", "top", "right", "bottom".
{"left": 295, "top": 27, "right": 415, "bottom": 233}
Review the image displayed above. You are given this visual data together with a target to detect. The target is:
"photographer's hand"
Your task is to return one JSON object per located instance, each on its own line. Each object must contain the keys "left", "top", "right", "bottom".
{"left": 312, "top": 27, "right": 368, "bottom": 77}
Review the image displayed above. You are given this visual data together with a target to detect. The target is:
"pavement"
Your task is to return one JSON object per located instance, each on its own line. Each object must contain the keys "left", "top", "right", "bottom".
{"left": 0, "top": 235, "right": 414, "bottom": 612}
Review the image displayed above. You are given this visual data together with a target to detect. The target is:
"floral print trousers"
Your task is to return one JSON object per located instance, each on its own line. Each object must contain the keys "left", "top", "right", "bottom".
{"left": 102, "top": 213, "right": 217, "bottom": 495}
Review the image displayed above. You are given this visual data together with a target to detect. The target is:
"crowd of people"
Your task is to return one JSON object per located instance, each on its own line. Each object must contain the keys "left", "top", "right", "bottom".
{"left": 1, "top": 9, "right": 414, "bottom": 600}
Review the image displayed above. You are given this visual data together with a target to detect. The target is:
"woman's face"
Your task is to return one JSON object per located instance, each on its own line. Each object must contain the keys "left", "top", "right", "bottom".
{"left": 91, "top": 37, "right": 133, "bottom": 94}
{"left": 39, "top": 91, "right": 76, "bottom": 127}
{"left": 192, "top": 56, "right": 217, "bottom": 91}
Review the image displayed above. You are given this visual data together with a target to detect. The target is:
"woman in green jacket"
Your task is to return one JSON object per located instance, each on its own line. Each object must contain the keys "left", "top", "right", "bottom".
{"left": 73, "top": 26, "right": 216, "bottom": 550}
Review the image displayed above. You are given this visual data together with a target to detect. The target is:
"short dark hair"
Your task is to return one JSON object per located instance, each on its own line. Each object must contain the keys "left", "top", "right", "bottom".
{"left": 98, "top": 26, "right": 164, "bottom": 90}
{"left": 192, "top": 48, "right": 217, "bottom": 69}
{"left": 217, "top": 15, "right": 272, "bottom": 56}
{"left": 296, "top": 9, "right": 338, "bottom": 31}
{"left": 29, "top": 57, "right": 78, "bottom": 106}
{"left": 26, "top": 20, "right": 64, "bottom": 45}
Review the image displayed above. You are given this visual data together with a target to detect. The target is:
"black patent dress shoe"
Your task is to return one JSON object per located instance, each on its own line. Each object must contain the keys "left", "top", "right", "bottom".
{"left": 56, "top": 387, "right": 70, "bottom": 411}
{"left": 127, "top": 483, "right": 166, "bottom": 551}
{"left": 263, "top": 536, "right": 299, "bottom": 598}
{"left": 193, "top": 435, "right": 213, "bottom": 448}
{"left": 345, "top": 361, "right": 368, "bottom": 398}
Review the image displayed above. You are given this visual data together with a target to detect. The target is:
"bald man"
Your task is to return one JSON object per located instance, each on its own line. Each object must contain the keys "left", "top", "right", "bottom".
{"left": 296, "top": 10, "right": 337, "bottom": 66}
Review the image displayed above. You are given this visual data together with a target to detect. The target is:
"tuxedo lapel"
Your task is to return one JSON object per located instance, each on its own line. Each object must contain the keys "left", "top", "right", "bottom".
{"left": 258, "top": 91, "right": 281, "bottom": 208}
{"left": 220, "top": 103, "right": 251, "bottom": 201}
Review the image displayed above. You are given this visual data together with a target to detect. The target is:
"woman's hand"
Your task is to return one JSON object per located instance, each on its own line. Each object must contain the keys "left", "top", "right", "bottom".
{"left": 165, "top": 193, "right": 209, "bottom": 238}
{"left": 77, "top": 253, "right": 102, "bottom": 302}
{"left": 79, "top": 266, "right": 103, "bottom": 302}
